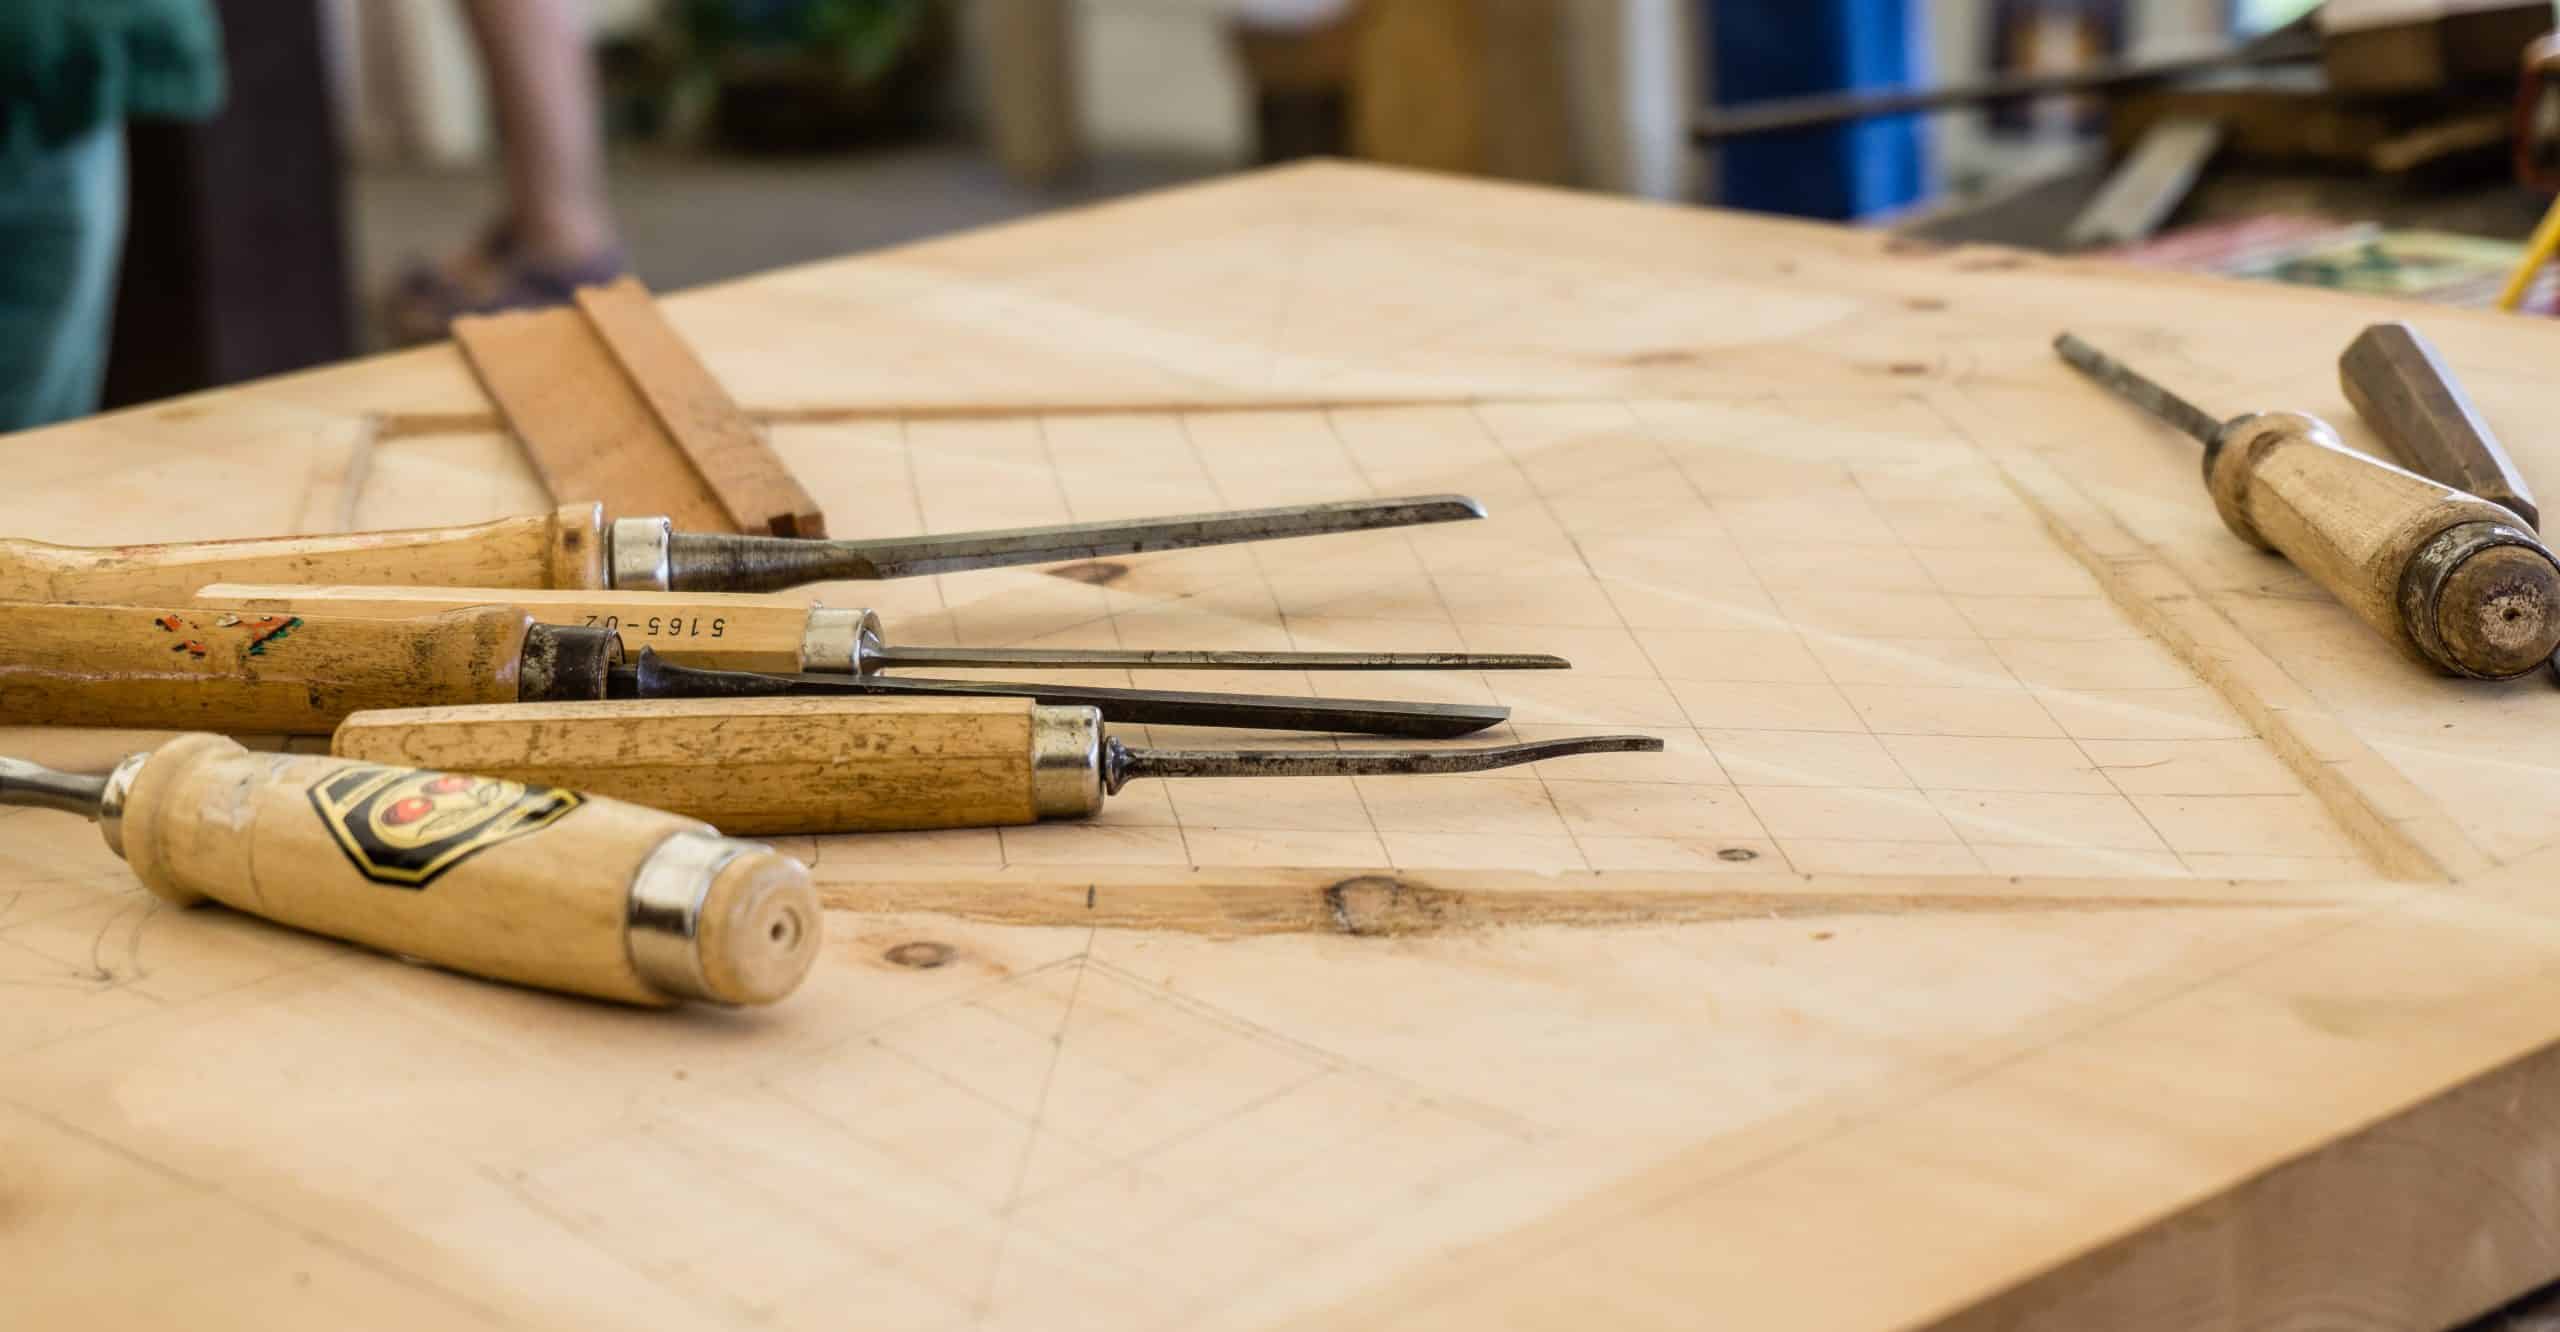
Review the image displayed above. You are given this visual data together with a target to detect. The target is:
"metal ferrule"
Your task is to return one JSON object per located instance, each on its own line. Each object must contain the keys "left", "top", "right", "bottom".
{"left": 609, "top": 516, "right": 675, "bottom": 591}
{"left": 95, "top": 751, "right": 150, "bottom": 858}
{"left": 519, "top": 624, "right": 624, "bottom": 702}
{"left": 1029, "top": 706, "right": 1106, "bottom": 819}
{"left": 2398, "top": 519, "right": 2550, "bottom": 679}
{"left": 797, "top": 607, "right": 885, "bottom": 674}
{"left": 625, "top": 828, "right": 744, "bottom": 1003}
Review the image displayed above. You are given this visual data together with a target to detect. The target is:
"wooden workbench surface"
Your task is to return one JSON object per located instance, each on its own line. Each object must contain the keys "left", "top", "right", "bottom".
{"left": 9, "top": 162, "right": 2560, "bottom": 1330}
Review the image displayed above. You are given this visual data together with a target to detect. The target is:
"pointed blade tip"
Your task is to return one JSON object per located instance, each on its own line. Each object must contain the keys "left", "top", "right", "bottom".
{"left": 1399, "top": 493, "right": 1487, "bottom": 522}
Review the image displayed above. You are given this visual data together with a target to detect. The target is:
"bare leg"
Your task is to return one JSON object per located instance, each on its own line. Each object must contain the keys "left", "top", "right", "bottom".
{"left": 459, "top": 0, "right": 620, "bottom": 266}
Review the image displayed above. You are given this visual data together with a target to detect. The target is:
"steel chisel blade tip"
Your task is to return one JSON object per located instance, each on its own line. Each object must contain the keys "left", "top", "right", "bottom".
{"left": 1106, "top": 733, "right": 1666, "bottom": 790}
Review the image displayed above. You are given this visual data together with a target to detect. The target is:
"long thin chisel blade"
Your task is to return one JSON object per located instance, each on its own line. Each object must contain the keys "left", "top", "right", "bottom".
{"left": 2053, "top": 333, "right": 2225, "bottom": 447}
{"left": 668, "top": 494, "right": 1487, "bottom": 590}
{"left": 867, "top": 645, "right": 1569, "bottom": 673}
{"left": 1106, "top": 735, "right": 1664, "bottom": 792}
{"left": 619, "top": 655, "right": 1509, "bottom": 738}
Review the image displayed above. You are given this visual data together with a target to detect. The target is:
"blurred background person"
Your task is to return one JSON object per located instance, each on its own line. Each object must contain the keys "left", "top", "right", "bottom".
{"left": 385, "top": 0, "right": 628, "bottom": 343}
{"left": 0, "top": 0, "right": 225, "bottom": 429}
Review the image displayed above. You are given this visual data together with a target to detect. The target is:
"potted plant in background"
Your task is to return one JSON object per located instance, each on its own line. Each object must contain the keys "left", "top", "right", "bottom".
{"left": 663, "top": 0, "right": 947, "bottom": 152}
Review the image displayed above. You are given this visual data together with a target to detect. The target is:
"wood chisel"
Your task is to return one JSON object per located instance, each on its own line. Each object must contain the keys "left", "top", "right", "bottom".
{"left": 0, "top": 735, "right": 818, "bottom": 1005}
{"left": 331, "top": 696, "right": 1665, "bottom": 835}
{"left": 0, "top": 494, "right": 1483, "bottom": 605}
{"left": 2339, "top": 322, "right": 2539, "bottom": 530}
{"left": 2055, "top": 333, "right": 2560, "bottom": 679}
{"left": 194, "top": 584, "right": 1568, "bottom": 676}
{"left": 0, "top": 602, "right": 1510, "bottom": 737}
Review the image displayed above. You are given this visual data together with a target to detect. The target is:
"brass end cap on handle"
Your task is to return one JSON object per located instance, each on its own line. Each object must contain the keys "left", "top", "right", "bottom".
{"left": 609, "top": 515, "right": 675, "bottom": 591}
{"left": 1029, "top": 705, "right": 1106, "bottom": 819}
{"left": 2399, "top": 521, "right": 2560, "bottom": 680}
{"left": 94, "top": 750, "right": 150, "bottom": 858}
{"left": 798, "top": 607, "right": 887, "bottom": 674}
{"left": 626, "top": 829, "right": 822, "bottom": 1005}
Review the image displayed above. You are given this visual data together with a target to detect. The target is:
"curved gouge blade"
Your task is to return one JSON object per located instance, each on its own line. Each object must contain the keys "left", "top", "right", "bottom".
{"left": 1105, "top": 734, "right": 1664, "bottom": 793}
{"left": 866, "top": 645, "right": 1569, "bottom": 673}
{"left": 616, "top": 652, "right": 1508, "bottom": 738}
{"left": 0, "top": 756, "right": 109, "bottom": 816}
{"left": 664, "top": 494, "right": 1486, "bottom": 590}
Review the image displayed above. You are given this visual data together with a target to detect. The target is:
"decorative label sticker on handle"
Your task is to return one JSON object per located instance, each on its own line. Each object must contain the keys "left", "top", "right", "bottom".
{"left": 310, "top": 766, "right": 582, "bottom": 888}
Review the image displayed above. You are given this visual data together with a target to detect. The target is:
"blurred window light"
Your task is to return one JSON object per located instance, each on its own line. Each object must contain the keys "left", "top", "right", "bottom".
{"left": 2236, "top": 0, "right": 2321, "bottom": 32}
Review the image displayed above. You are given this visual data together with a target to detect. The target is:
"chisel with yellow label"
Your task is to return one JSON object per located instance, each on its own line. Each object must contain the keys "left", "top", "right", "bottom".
{"left": 0, "top": 735, "right": 819, "bottom": 1005}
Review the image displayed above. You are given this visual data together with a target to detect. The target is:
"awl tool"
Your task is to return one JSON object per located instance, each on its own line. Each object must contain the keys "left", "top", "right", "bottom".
{"left": 2, "top": 494, "right": 1483, "bottom": 605}
{"left": 2339, "top": 322, "right": 2539, "bottom": 530}
{"left": 0, "top": 736, "right": 818, "bottom": 1005}
{"left": 0, "top": 602, "right": 1509, "bottom": 737}
{"left": 195, "top": 584, "right": 1568, "bottom": 676}
{"left": 332, "top": 696, "right": 1665, "bottom": 835}
{"left": 2056, "top": 333, "right": 2560, "bottom": 679}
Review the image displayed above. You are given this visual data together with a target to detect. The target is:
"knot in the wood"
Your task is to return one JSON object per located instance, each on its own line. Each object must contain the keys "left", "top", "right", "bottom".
{"left": 884, "top": 941, "right": 956, "bottom": 969}
{"left": 1322, "top": 876, "right": 1453, "bottom": 937}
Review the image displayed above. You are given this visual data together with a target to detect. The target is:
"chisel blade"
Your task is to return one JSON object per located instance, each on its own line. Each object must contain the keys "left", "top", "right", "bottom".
{"left": 616, "top": 652, "right": 1508, "bottom": 738}
{"left": 866, "top": 645, "right": 1568, "bottom": 673}
{"left": 1105, "top": 734, "right": 1664, "bottom": 792}
{"left": 665, "top": 494, "right": 1487, "bottom": 590}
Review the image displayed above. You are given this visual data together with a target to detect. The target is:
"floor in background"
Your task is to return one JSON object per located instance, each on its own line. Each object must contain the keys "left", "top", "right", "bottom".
{"left": 350, "top": 142, "right": 1223, "bottom": 349}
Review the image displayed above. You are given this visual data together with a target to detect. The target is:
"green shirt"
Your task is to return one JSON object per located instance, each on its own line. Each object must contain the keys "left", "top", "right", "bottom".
{"left": 0, "top": 0, "right": 226, "bottom": 158}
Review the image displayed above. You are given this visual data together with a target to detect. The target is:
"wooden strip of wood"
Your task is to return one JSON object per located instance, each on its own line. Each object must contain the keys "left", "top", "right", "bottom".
{"left": 574, "top": 277, "right": 826, "bottom": 537}
{"left": 450, "top": 302, "right": 736, "bottom": 532}
{"left": 810, "top": 864, "right": 2367, "bottom": 936}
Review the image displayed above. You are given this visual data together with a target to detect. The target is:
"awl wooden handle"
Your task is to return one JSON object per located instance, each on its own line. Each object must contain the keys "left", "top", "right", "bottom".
{"left": 332, "top": 696, "right": 1102, "bottom": 835}
{"left": 0, "top": 503, "right": 607, "bottom": 604}
{"left": 0, "top": 602, "right": 539, "bottom": 732}
{"left": 2208, "top": 411, "right": 2560, "bottom": 678}
{"left": 110, "top": 733, "right": 818, "bottom": 1004}
{"left": 197, "top": 582, "right": 827, "bottom": 673}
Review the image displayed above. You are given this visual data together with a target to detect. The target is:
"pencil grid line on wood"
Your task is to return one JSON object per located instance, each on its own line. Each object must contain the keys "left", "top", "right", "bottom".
{"left": 646, "top": 394, "right": 2368, "bottom": 886}
{"left": 16, "top": 163, "right": 2560, "bottom": 1330}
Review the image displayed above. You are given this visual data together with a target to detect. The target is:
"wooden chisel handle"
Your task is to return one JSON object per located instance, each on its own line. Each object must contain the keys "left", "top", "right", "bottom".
{"left": 2208, "top": 411, "right": 2560, "bottom": 679}
{"left": 0, "top": 602, "right": 545, "bottom": 732}
{"left": 332, "top": 696, "right": 1101, "bottom": 835}
{"left": 107, "top": 733, "right": 818, "bottom": 1004}
{"left": 197, "top": 582, "right": 831, "bottom": 673}
{"left": 0, "top": 503, "right": 607, "bottom": 605}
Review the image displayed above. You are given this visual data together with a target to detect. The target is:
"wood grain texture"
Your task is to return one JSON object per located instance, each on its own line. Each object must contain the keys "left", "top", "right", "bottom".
{"left": 575, "top": 278, "right": 826, "bottom": 537}
{"left": 1970, "top": 432, "right": 2476, "bottom": 884}
{"left": 453, "top": 302, "right": 736, "bottom": 532}
{"left": 195, "top": 583, "right": 822, "bottom": 673}
{"left": 0, "top": 603, "right": 533, "bottom": 733}
{"left": 0, "top": 504, "right": 602, "bottom": 605}
{"left": 809, "top": 863, "right": 2364, "bottom": 935}
{"left": 454, "top": 279, "right": 824, "bottom": 537}
{"left": 15, "top": 163, "right": 2560, "bottom": 1330}
{"left": 115, "top": 733, "right": 817, "bottom": 1005}
{"left": 330, "top": 696, "right": 1047, "bottom": 835}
